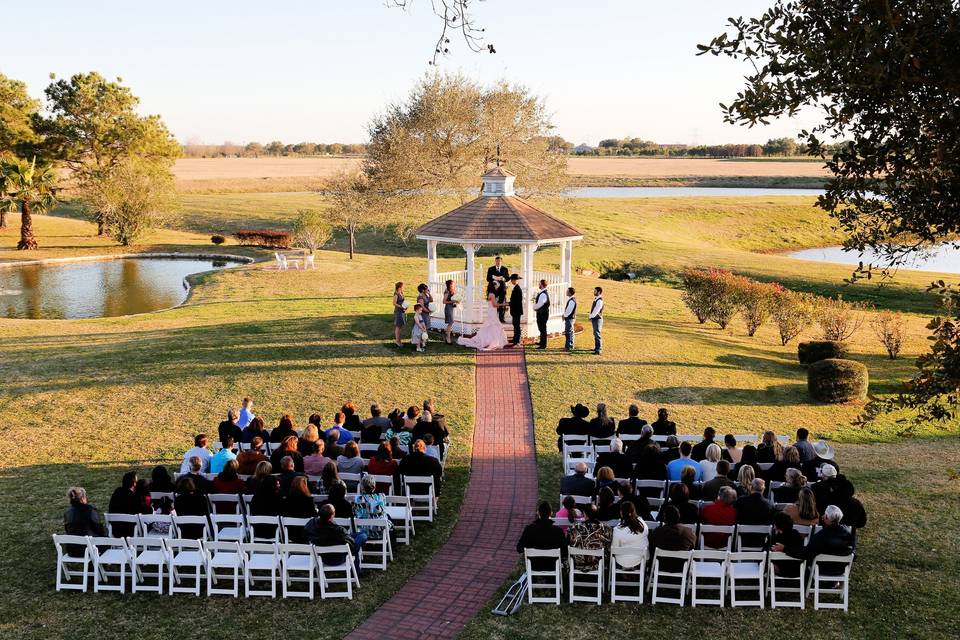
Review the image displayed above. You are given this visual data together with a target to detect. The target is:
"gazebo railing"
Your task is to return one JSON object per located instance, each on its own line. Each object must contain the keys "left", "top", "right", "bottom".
{"left": 534, "top": 270, "right": 566, "bottom": 287}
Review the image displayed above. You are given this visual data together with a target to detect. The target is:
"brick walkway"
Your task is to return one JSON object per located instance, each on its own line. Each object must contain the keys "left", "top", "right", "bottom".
{"left": 346, "top": 348, "right": 539, "bottom": 640}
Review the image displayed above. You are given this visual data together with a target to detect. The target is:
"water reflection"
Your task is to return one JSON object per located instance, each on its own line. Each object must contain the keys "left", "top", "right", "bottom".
{"left": 0, "top": 258, "right": 235, "bottom": 319}
{"left": 788, "top": 244, "right": 960, "bottom": 274}
{"left": 564, "top": 187, "right": 826, "bottom": 198}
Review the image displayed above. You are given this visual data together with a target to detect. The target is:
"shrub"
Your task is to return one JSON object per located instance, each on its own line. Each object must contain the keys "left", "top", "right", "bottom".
{"left": 738, "top": 279, "right": 781, "bottom": 337}
{"left": 292, "top": 209, "right": 333, "bottom": 254}
{"left": 705, "top": 269, "right": 742, "bottom": 329}
{"left": 210, "top": 234, "right": 225, "bottom": 245}
{"left": 816, "top": 295, "right": 870, "bottom": 341}
{"left": 870, "top": 310, "right": 905, "bottom": 359}
{"left": 681, "top": 268, "right": 713, "bottom": 323}
{"left": 798, "top": 340, "right": 848, "bottom": 365}
{"left": 772, "top": 289, "right": 817, "bottom": 345}
{"left": 807, "top": 358, "right": 868, "bottom": 403}
{"left": 233, "top": 229, "right": 291, "bottom": 248}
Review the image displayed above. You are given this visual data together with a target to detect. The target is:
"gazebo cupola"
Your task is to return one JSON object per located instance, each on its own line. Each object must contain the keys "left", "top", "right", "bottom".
{"left": 416, "top": 167, "right": 583, "bottom": 336}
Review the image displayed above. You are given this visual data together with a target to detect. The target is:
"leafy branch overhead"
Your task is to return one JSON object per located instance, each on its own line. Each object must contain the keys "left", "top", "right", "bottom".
{"left": 388, "top": 0, "right": 495, "bottom": 65}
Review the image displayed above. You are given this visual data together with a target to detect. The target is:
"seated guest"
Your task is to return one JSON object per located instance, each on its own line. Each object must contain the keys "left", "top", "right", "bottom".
{"left": 305, "top": 504, "right": 358, "bottom": 569}
{"left": 556, "top": 495, "right": 585, "bottom": 533}
{"left": 679, "top": 465, "right": 702, "bottom": 500}
{"left": 270, "top": 435, "right": 304, "bottom": 473}
{"left": 616, "top": 404, "right": 648, "bottom": 435}
{"left": 108, "top": 471, "right": 143, "bottom": 537}
{"left": 337, "top": 442, "right": 364, "bottom": 488}
{"left": 766, "top": 446, "right": 801, "bottom": 483}
{"left": 596, "top": 486, "right": 620, "bottom": 521}
{"left": 560, "top": 462, "right": 596, "bottom": 497}
{"left": 150, "top": 465, "right": 175, "bottom": 493}
{"left": 735, "top": 464, "right": 756, "bottom": 497}
{"left": 403, "top": 406, "right": 421, "bottom": 430}
{"left": 299, "top": 424, "right": 321, "bottom": 457}
{"left": 660, "top": 435, "right": 681, "bottom": 463}
{"left": 568, "top": 504, "right": 613, "bottom": 571}
{"left": 218, "top": 409, "right": 242, "bottom": 448}
{"left": 236, "top": 436, "right": 268, "bottom": 475}
{"left": 767, "top": 511, "right": 807, "bottom": 577}
{"left": 353, "top": 476, "right": 390, "bottom": 543}
{"left": 303, "top": 440, "right": 332, "bottom": 476}
{"left": 367, "top": 443, "right": 400, "bottom": 493}
{"left": 179, "top": 434, "right": 213, "bottom": 474}
{"left": 325, "top": 433, "right": 344, "bottom": 460}
{"left": 784, "top": 486, "right": 820, "bottom": 526}
{"left": 666, "top": 441, "right": 703, "bottom": 481}
{"left": 173, "top": 477, "right": 209, "bottom": 539}
{"left": 736, "top": 478, "right": 773, "bottom": 548}
{"left": 701, "top": 486, "right": 738, "bottom": 548}
{"left": 594, "top": 466, "right": 619, "bottom": 495}
{"left": 700, "top": 443, "right": 722, "bottom": 482}
{"left": 631, "top": 443, "right": 667, "bottom": 481}
{"left": 398, "top": 438, "right": 443, "bottom": 495}
{"left": 341, "top": 401, "right": 363, "bottom": 432}
{"left": 516, "top": 501, "right": 567, "bottom": 570}
{"left": 241, "top": 416, "right": 269, "bottom": 445}
{"left": 649, "top": 505, "right": 695, "bottom": 571}
{"left": 384, "top": 410, "right": 410, "bottom": 447}
{"left": 757, "top": 430, "right": 783, "bottom": 464}
{"left": 419, "top": 399, "right": 434, "bottom": 424}
{"left": 238, "top": 396, "right": 255, "bottom": 429}
{"left": 422, "top": 433, "right": 441, "bottom": 460}
{"left": 362, "top": 403, "right": 391, "bottom": 437}
{"left": 325, "top": 416, "right": 355, "bottom": 446}
{"left": 729, "top": 444, "right": 760, "bottom": 480}
{"left": 611, "top": 501, "right": 649, "bottom": 569}
{"left": 721, "top": 433, "right": 742, "bottom": 464}
{"left": 184, "top": 456, "right": 213, "bottom": 494}
{"left": 412, "top": 414, "right": 450, "bottom": 457}
{"left": 690, "top": 427, "right": 717, "bottom": 462}
{"left": 209, "top": 435, "right": 238, "bottom": 474}
{"left": 320, "top": 481, "right": 353, "bottom": 519}
{"left": 773, "top": 468, "right": 807, "bottom": 504}
{"left": 213, "top": 459, "right": 245, "bottom": 494}
{"left": 660, "top": 482, "right": 698, "bottom": 524}
{"left": 250, "top": 475, "right": 282, "bottom": 539}
{"left": 320, "top": 461, "right": 341, "bottom": 494}
{"left": 270, "top": 415, "right": 296, "bottom": 443}
{"left": 788, "top": 504, "right": 855, "bottom": 574}
{"left": 594, "top": 438, "right": 632, "bottom": 478}
{"left": 803, "top": 441, "right": 841, "bottom": 479}
{"left": 556, "top": 403, "right": 591, "bottom": 451}
{"left": 589, "top": 403, "right": 616, "bottom": 440}
{"left": 278, "top": 456, "right": 306, "bottom": 497}
{"left": 793, "top": 427, "right": 815, "bottom": 463}
{"left": 812, "top": 463, "right": 856, "bottom": 516}
{"left": 283, "top": 476, "right": 318, "bottom": 523}
{"left": 701, "top": 459, "right": 735, "bottom": 501}
{"left": 244, "top": 461, "right": 273, "bottom": 495}
{"left": 64, "top": 487, "right": 106, "bottom": 556}
{"left": 650, "top": 408, "right": 676, "bottom": 436}
{"left": 625, "top": 425, "right": 654, "bottom": 461}
{"left": 388, "top": 435, "right": 406, "bottom": 460}
{"left": 616, "top": 481, "right": 653, "bottom": 521}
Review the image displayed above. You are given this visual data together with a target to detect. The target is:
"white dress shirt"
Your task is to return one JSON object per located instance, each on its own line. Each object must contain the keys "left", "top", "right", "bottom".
{"left": 533, "top": 289, "right": 549, "bottom": 310}
{"left": 563, "top": 298, "right": 576, "bottom": 319}
{"left": 589, "top": 296, "right": 604, "bottom": 319}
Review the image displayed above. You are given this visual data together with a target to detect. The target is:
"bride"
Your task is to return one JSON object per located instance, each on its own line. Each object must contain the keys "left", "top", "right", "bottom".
{"left": 457, "top": 293, "right": 509, "bottom": 351}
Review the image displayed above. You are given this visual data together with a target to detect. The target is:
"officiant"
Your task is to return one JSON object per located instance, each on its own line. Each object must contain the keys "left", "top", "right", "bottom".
{"left": 486, "top": 255, "right": 509, "bottom": 322}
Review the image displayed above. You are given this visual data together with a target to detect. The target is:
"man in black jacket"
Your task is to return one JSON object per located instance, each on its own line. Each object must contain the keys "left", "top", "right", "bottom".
{"left": 64, "top": 486, "right": 106, "bottom": 555}
{"left": 616, "top": 404, "right": 648, "bottom": 435}
{"left": 700, "top": 460, "right": 736, "bottom": 501}
{"left": 516, "top": 502, "right": 567, "bottom": 570}
{"left": 651, "top": 408, "right": 676, "bottom": 436}
{"left": 690, "top": 427, "right": 717, "bottom": 462}
{"left": 487, "top": 256, "right": 510, "bottom": 321}
{"left": 305, "top": 504, "right": 358, "bottom": 568}
{"left": 556, "top": 403, "right": 591, "bottom": 451}
{"left": 218, "top": 409, "right": 242, "bottom": 448}
{"left": 801, "top": 504, "right": 855, "bottom": 574}
{"left": 735, "top": 478, "right": 773, "bottom": 548}
{"left": 593, "top": 439, "right": 632, "bottom": 478}
{"left": 508, "top": 274, "right": 524, "bottom": 345}
{"left": 560, "top": 462, "right": 596, "bottom": 497}
{"left": 399, "top": 439, "right": 443, "bottom": 495}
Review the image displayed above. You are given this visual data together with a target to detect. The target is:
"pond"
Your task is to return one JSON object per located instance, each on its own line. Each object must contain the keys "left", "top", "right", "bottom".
{"left": 0, "top": 257, "right": 242, "bottom": 319}
{"left": 564, "top": 186, "right": 826, "bottom": 198}
{"left": 789, "top": 244, "right": 960, "bottom": 275}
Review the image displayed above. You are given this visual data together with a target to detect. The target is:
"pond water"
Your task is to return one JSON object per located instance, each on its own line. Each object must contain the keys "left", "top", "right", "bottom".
{"left": 565, "top": 186, "right": 826, "bottom": 198}
{"left": 789, "top": 244, "right": 960, "bottom": 275}
{"left": 0, "top": 257, "right": 239, "bottom": 319}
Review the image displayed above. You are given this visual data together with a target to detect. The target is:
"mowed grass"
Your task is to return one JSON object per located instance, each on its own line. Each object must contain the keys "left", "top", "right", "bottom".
{"left": 0, "top": 215, "right": 475, "bottom": 640}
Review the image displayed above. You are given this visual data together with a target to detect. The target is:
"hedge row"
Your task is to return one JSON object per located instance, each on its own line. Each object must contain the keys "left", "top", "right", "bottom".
{"left": 233, "top": 230, "right": 292, "bottom": 248}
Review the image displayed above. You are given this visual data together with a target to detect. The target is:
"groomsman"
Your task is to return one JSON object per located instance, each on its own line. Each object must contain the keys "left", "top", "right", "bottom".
{"left": 533, "top": 279, "right": 550, "bottom": 349}
{"left": 562, "top": 287, "right": 577, "bottom": 351}
{"left": 589, "top": 286, "right": 604, "bottom": 355}
{"left": 508, "top": 274, "right": 524, "bottom": 346}
{"left": 486, "top": 255, "right": 509, "bottom": 322}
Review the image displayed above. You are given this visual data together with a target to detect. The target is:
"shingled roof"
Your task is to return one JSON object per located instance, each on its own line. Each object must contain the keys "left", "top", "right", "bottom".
{"left": 416, "top": 194, "right": 583, "bottom": 243}
{"left": 482, "top": 166, "right": 516, "bottom": 177}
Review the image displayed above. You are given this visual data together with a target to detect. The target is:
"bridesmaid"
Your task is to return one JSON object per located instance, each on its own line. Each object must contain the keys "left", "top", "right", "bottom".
{"left": 442, "top": 279, "right": 457, "bottom": 344}
{"left": 393, "top": 282, "right": 406, "bottom": 347}
{"left": 416, "top": 283, "right": 433, "bottom": 338}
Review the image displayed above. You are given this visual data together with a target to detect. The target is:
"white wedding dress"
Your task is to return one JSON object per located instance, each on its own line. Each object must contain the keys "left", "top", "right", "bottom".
{"left": 457, "top": 295, "right": 509, "bottom": 351}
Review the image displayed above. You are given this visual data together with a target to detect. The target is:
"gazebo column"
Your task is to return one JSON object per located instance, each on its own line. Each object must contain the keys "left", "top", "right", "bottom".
{"left": 426, "top": 240, "right": 438, "bottom": 284}
{"left": 562, "top": 240, "right": 574, "bottom": 284}
{"left": 522, "top": 242, "right": 536, "bottom": 326}
{"left": 463, "top": 243, "right": 476, "bottom": 323}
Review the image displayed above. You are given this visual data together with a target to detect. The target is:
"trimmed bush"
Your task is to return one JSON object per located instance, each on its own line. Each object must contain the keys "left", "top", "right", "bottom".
{"left": 798, "top": 340, "right": 848, "bottom": 365}
{"left": 807, "top": 358, "right": 868, "bottom": 403}
{"left": 210, "top": 234, "right": 225, "bottom": 245}
{"left": 233, "top": 229, "right": 291, "bottom": 248}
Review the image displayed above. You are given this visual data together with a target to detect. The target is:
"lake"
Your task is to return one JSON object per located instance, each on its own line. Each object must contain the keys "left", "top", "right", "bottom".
{"left": 789, "top": 244, "right": 960, "bottom": 275}
{"left": 0, "top": 257, "right": 239, "bottom": 319}
{"left": 565, "top": 186, "right": 826, "bottom": 198}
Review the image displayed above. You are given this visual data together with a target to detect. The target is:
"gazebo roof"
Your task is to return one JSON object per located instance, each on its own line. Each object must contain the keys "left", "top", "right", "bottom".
{"left": 416, "top": 194, "right": 582, "bottom": 243}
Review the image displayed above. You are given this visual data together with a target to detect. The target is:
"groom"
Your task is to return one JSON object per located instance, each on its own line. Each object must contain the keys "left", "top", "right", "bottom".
{"left": 508, "top": 274, "right": 524, "bottom": 346}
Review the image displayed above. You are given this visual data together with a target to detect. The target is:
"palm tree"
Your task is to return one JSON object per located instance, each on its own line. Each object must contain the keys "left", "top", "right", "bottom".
{"left": 0, "top": 157, "right": 58, "bottom": 250}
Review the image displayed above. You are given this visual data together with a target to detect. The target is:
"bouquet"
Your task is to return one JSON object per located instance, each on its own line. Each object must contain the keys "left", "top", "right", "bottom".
{"left": 400, "top": 300, "right": 410, "bottom": 310}
{"left": 450, "top": 294, "right": 463, "bottom": 303}
{"left": 419, "top": 332, "right": 428, "bottom": 347}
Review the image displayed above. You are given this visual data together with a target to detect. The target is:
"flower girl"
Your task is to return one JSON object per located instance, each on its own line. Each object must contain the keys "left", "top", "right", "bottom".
{"left": 411, "top": 303, "right": 428, "bottom": 352}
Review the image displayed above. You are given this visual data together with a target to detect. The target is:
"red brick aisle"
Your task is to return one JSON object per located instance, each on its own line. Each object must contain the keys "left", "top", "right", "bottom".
{"left": 345, "top": 348, "right": 539, "bottom": 640}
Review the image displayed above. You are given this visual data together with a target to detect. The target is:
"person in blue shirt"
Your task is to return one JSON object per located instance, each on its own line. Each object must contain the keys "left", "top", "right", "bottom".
{"left": 209, "top": 435, "right": 238, "bottom": 474}
{"left": 237, "top": 397, "right": 255, "bottom": 430}
{"left": 324, "top": 412, "right": 355, "bottom": 445}
{"left": 666, "top": 441, "right": 703, "bottom": 481}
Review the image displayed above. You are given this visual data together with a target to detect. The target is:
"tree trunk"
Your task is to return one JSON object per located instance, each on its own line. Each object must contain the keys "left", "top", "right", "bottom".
{"left": 17, "top": 201, "right": 38, "bottom": 250}
{"left": 97, "top": 215, "right": 106, "bottom": 236}
{"left": 0, "top": 209, "right": 6, "bottom": 228}
{"left": 348, "top": 224, "right": 355, "bottom": 260}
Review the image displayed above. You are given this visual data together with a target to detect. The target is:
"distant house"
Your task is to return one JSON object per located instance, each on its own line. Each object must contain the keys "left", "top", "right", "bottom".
{"left": 573, "top": 143, "right": 595, "bottom": 155}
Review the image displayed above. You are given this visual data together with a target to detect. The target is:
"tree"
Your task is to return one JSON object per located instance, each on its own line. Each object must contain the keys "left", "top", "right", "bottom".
{"left": 763, "top": 137, "right": 797, "bottom": 156}
{"left": 386, "top": 0, "right": 495, "bottom": 65}
{"left": 82, "top": 159, "right": 176, "bottom": 246}
{"left": 738, "top": 279, "right": 779, "bottom": 337}
{"left": 324, "top": 171, "right": 385, "bottom": 260}
{"left": 265, "top": 141, "right": 284, "bottom": 156}
{"left": 292, "top": 208, "right": 333, "bottom": 254}
{"left": 816, "top": 296, "right": 869, "bottom": 342}
{"left": 870, "top": 310, "right": 906, "bottom": 360}
{"left": 36, "top": 72, "right": 180, "bottom": 236}
{"left": 771, "top": 289, "right": 816, "bottom": 346}
{"left": 244, "top": 142, "right": 264, "bottom": 157}
{"left": 0, "top": 74, "right": 40, "bottom": 160}
{"left": 0, "top": 157, "right": 58, "bottom": 250}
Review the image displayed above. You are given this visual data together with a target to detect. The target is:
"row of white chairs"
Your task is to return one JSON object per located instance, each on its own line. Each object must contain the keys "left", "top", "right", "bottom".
{"left": 524, "top": 547, "right": 854, "bottom": 611}
{"left": 54, "top": 534, "right": 355, "bottom": 599}
{"left": 561, "top": 432, "right": 789, "bottom": 448}
{"left": 562, "top": 444, "right": 781, "bottom": 477}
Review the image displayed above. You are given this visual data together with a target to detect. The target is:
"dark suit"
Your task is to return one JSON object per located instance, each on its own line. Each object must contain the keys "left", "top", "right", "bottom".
{"left": 649, "top": 524, "right": 696, "bottom": 572}
{"left": 735, "top": 492, "right": 773, "bottom": 549}
{"left": 593, "top": 452, "right": 632, "bottom": 479}
{"left": 509, "top": 284, "right": 524, "bottom": 344}
{"left": 399, "top": 451, "right": 443, "bottom": 495}
{"left": 305, "top": 518, "right": 358, "bottom": 567}
{"left": 617, "top": 416, "right": 648, "bottom": 435}
{"left": 556, "top": 416, "right": 591, "bottom": 451}
{"left": 690, "top": 437, "right": 716, "bottom": 462}
{"left": 218, "top": 420, "right": 242, "bottom": 447}
{"left": 651, "top": 419, "right": 676, "bottom": 436}
{"left": 516, "top": 518, "right": 567, "bottom": 570}
{"left": 487, "top": 264, "right": 509, "bottom": 321}
{"left": 560, "top": 472, "right": 595, "bottom": 497}
{"left": 700, "top": 475, "right": 735, "bottom": 501}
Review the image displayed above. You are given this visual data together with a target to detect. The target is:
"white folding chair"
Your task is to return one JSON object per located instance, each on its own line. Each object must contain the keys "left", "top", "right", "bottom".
{"left": 207, "top": 493, "right": 243, "bottom": 515}
{"left": 698, "top": 524, "right": 735, "bottom": 551}
{"left": 767, "top": 551, "right": 806, "bottom": 609}
{"left": 205, "top": 540, "right": 244, "bottom": 597}
{"left": 87, "top": 536, "right": 131, "bottom": 593}
{"left": 385, "top": 495, "right": 415, "bottom": 544}
{"left": 241, "top": 494, "right": 255, "bottom": 514}
{"left": 568, "top": 547, "right": 605, "bottom": 604}
{"left": 304, "top": 253, "right": 315, "bottom": 269}
{"left": 279, "top": 543, "right": 317, "bottom": 599}
{"left": 523, "top": 548, "right": 562, "bottom": 605}
{"left": 247, "top": 515, "right": 282, "bottom": 543}
{"left": 52, "top": 534, "right": 91, "bottom": 592}
{"left": 274, "top": 252, "right": 287, "bottom": 270}
{"left": 727, "top": 551, "right": 766, "bottom": 607}
{"left": 138, "top": 513, "right": 175, "bottom": 539}
{"left": 635, "top": 480, "right": 666, "bottom": 500}
{"left": 364, "top": 473, "right": 395, "bottom": 495}
{"left": 242, "top": 542, "right": 281, "bottom": 597}
{"left": 794, "top": 524, "right": 813, "bottom": 546}
{"left": 689, "top": 549, "right": 727, "bottom": 607}
{"left": 562, "top": 444, "right": 595, "bottom": 474}
{"left": 123, "top": 536, "right": 168, "bottom": 594}
{"left": 560, "top": 493, "right": 594, "bottom": 508}
{"left": 105, "top": 513, "right": 141, "bottom": 538}
{"left": 735, "top": 524, "right": 771, "bottom": 552}
{"left": 340, "top": 472, "right": 362, "bottom": 492}
{"left": 809, "top": 554, "right": 854, "bottom": 612}
{"left": 280, "top": 517, "right": 312, "bottom": 544}
{"left": 164, "top": 538, "right": 205, "bottom": 595}
{"left": 313, "top": 544, "right": 359, "bottom": 599}
{"left": 357, "top": 518, "right": 393, "bottom": 570}
{"left": 358, "top": 443, "right": 380, "bottom": 458}
{"left": 650, "top": 549, "right": 692, "bottom": 606}
{"left": 403, "top": 475, "right": 437, "bottom": 522}
{"left": 149, "top": 491, "right": 175, "bottom": 502}
{"left": 211, "top": 514, "right": 247, "bottom": 542}
{"left": 172, "top": 514, "right": 211, "bottom": 541}
{"left": 609, "top": 547, "right": 646, "bottom": 603}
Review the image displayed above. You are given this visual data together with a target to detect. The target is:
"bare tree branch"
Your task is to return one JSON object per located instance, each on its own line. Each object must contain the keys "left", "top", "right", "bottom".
{"left": 387, "top": 0, "right": 496, "bottom": 65}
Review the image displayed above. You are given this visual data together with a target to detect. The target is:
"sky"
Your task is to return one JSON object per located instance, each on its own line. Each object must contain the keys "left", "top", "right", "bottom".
{"left": 5, "top": 1, "right": 821, "bottom": 146}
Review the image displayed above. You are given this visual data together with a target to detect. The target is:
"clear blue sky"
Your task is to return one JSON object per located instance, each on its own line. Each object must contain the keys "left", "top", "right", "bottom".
{"left": 6, "top": 1, "right": 819, "bottom": 145}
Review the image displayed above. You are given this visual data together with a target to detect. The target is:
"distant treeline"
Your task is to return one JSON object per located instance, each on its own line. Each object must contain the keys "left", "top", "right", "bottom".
{"left": 181, "top": 141, "right": 368, "bottom": 158}
{"left": 568, "top": 136, "right": 847, "bottom": 158}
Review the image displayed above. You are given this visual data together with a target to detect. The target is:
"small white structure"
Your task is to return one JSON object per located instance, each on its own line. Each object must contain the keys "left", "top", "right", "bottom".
{"left": 416, "top": 167, "right": 583, "bottom": 337}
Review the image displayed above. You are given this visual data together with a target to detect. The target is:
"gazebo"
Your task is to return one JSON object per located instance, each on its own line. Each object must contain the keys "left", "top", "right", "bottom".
{"left": 416, "top": 167, "right": 583, "bottom": 337}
